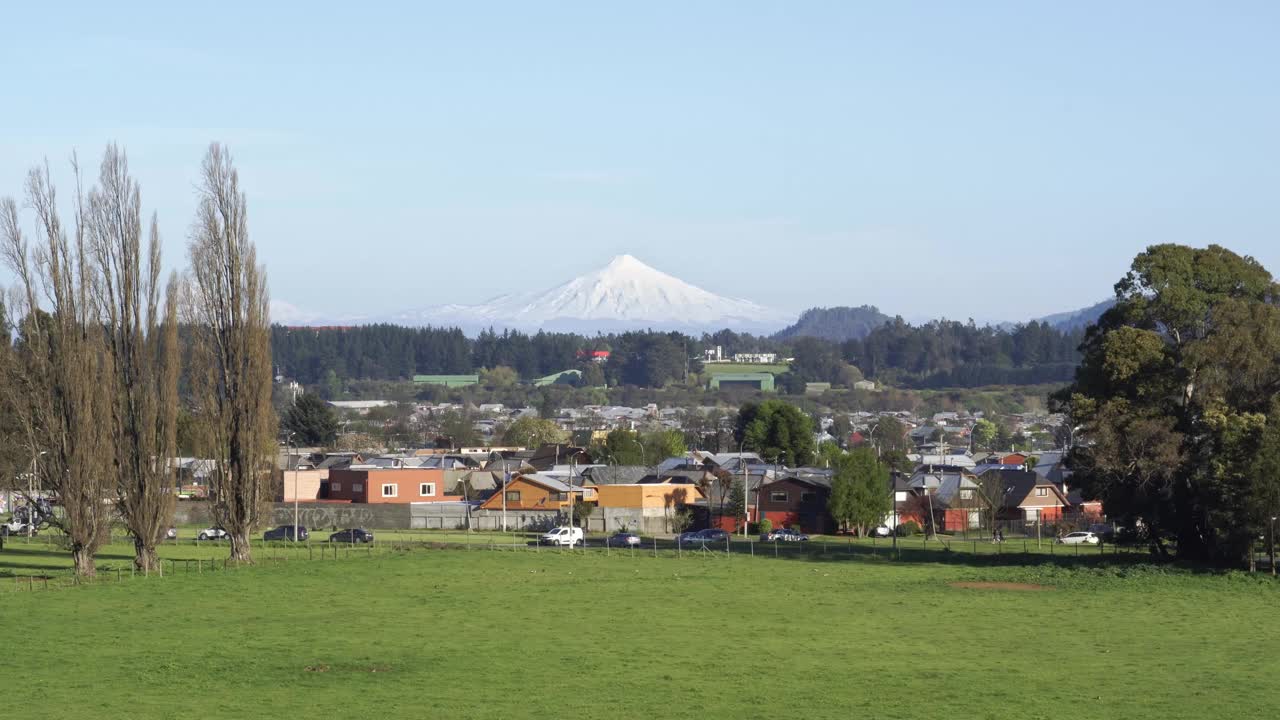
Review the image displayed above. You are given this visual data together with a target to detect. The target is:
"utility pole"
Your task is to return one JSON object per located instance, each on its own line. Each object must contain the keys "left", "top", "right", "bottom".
{"left": 288, "top": 432, "right": 300, "bottom": 542}
{"left": 739, "top": 440, "right": 748, "bottom": 537}
{"left": 567, "top": 457, "right": 576, "bottom": 534}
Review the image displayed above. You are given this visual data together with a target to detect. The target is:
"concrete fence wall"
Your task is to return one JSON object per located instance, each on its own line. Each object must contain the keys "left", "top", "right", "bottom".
{"left": 174, "top": 500, "right": 678, "bottom": 535}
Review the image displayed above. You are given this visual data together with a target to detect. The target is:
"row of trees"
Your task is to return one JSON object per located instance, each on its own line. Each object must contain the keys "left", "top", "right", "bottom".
{"left": 0, "top": 143, "right": 274, "bottom": 574}
{"left": 271, "top": 316, "right": 1084, "bottom": 392}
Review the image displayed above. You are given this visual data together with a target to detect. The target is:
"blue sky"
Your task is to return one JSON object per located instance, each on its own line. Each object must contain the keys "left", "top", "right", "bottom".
{"left": 2, "top": 1, "right": 1278, "bottom": 325}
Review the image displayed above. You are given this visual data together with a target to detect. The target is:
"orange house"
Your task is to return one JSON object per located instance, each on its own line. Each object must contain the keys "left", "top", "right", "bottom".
{"left": 478, "top": 474, "right": 595, "bottom": 512}
{"left": 326, "top": 468, "right": 461, "bottom": 504}
{"left": 595, "top": 483, "right": 703, "bottom": 510}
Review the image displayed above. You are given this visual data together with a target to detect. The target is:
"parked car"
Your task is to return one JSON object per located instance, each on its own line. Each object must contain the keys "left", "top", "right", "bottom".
{"left": 871, "top": 525, "right": 892, "bottom": 538}
{"left": 677, "top": 530, "right": 703, "bottom": 545}
{"left": 0, "top": 518, "right": 37, "bottom": 536}
{"left": 264, "top": 525, "right": 309, "bottom": 542}
{"left": 163, "top": 527, "right": 178, "bottom": 540}
{"left": 539, "top": 526, "right": 584, "bottom": 546}
{"left": 1088, "top": 523, "right": 1116, "bottom": 542}
{"left": 197, "top": 527, "right": 228, "bottom": 541}
{"left": 701, "top": 529, "right": 729, "bottom": 543}
{"left": 329, "top": 528, "right": 375, "bottom": 544}
{"left": 606, "top": 531, "right": 642, "bottom": 548}
{"left": 678, "top": 529, "right": 730, "bottom": 546}
{"left": 1057, "top": 531, "right": 1100, "bottom": 545}
{"left": 763, "top": 528, "right": 810, "bottom": 542}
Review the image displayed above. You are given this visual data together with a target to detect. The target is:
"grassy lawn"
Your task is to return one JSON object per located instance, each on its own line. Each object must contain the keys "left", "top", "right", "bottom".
{"left": 0, "top": 529, "right": 1141, "bottom": 578}
{"left": 702, "top": 362, "right": 791, "bottom": 375}
{"left": 1, "top": 545, "right": 1278, "bottom": 719}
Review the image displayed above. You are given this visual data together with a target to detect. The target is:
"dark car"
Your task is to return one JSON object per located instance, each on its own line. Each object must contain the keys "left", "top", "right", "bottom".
{"left": 763, "top": 528, "right": 810, "bottom": 542}
{"left": 606, "top": 531, "right": 642, "bottom": 548}
{"left": 263, "top": 525, "right": 309, "bottom": 542}
{"left": 329, "top": 528, "right": 375, "bottom": 544}
{"left": 700, "top": 529, "right": 730, "bottom": 543}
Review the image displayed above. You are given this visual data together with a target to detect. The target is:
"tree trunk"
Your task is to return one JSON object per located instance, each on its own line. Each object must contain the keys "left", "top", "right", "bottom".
{"left": 229, "top": 531, "right": 254, "bottom": 564}
{"left": 134, "top": 538, "right": 160, "bottom": 573}
{"left": 72, "top": 545, "right": 96, "bottom": 578}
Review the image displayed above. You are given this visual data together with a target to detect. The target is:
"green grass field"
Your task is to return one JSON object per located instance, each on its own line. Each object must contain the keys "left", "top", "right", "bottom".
{"left": 702, "top": 362, "right": 791, "bottom": 376}
{"left": 2, "top": 542, "right": 1278, "bottom": 719}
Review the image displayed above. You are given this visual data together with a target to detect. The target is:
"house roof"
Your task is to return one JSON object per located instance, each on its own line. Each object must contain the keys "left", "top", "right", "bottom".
{"left": 997, "top": 470, "right": 1070, "bottom": 508}
{"left": 582, "top": 465, "right": 651, "bottom": 485}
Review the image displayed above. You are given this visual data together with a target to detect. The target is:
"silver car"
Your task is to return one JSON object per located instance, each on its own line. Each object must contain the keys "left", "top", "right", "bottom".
{"left": 607, "top": 531, "right": 642, "bottom": 548}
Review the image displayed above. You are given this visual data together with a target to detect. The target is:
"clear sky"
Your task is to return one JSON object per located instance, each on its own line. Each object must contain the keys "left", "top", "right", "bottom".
{"left": 2, "top": 1, "right": 1278, "bottom": 325}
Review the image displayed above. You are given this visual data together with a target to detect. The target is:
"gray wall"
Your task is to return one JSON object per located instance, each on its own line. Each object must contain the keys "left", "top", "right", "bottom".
{"left": 175, "top": 500, "right": 675, "bottom": 535}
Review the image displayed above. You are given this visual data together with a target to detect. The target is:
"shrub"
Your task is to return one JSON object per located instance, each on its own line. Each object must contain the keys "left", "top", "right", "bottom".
{"left": 751, "top": 518, "right": 773, "bottom": 535}
{"left": 895, "top": 521, "right": 921, "bottom": 537}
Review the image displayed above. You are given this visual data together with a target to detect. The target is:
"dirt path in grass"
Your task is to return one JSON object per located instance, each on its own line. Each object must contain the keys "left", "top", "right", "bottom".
{"left": 949, "top": 581, "right": 1052, "bottom": 591}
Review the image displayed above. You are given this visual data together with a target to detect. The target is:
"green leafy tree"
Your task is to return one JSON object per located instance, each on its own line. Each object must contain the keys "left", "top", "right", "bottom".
{"left": 321, "top": 369, "right": 343, "bottom": 400}
{"left": 971, "top": 419, "right": 997, "bottom": 451}
{"left": 479, "top": 365, "right": 519, "bottom": 388}
{"left": 828, "top": 448, "right": 891, "bottom": 535}
{"left": 643, "top": 429, "right": 687, "bottom": 463}
{"left": 502, "top": 416, "right": 569, "bottom": 448}
{"left": 435, "top": 409, "right": 480, "bottom": 448}
{"left": 573, "top": 500, "right": 594, "bottom": 529}
{"left": 597, "top": 429, "right": 647, "bottom": 465}
{"left": 734, "top": 399, "right": 816, "bottom": 466}
{"left": 1056, "top": 244, "right": 1280, "bottom": 566}
{"left": 281, "top": 393, "right": 340, "bottom": 447}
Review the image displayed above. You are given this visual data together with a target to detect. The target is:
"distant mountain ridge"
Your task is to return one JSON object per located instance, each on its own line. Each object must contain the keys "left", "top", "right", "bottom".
{"left": 773, "top": 305, "right": 891, "bottom": 342}
{"left": 1034, "top": 299, "right": 1114, "bottom": 332}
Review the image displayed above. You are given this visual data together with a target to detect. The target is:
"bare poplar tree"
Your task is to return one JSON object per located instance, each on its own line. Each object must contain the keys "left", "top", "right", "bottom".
{"left": 185, "top": 142, "right": 274, "bottom": 564}
{"left": 85, "top": 145, "right": 180, "bottom": 572}
{"left": 1, "top": 161, "right": 114, "bottom": 576}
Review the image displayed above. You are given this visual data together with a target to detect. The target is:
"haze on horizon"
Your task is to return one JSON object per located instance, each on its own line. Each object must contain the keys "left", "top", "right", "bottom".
{"left": 2, "top": 1, "right": 1278, "bottom": 326}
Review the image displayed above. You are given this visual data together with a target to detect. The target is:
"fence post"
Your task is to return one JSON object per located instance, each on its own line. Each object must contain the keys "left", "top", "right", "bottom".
{"left": 774, "top": 540, "right": 778, "bottom": 558}
{"left": 653, "top": 538, "right": 657, "bottom": 558}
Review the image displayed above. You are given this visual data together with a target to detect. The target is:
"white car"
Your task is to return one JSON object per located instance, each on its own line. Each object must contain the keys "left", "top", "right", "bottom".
{"left": 871, "top": 525, "right": 892, "bottom": 538}
{"left": 0, "top": 519, "right": 37, "bottom": 536}
{"left": 539, "top": 526, "right": 584, "bottom": 547}
{"left": 197, "top": 527, "right": 229, "bottom": 541}
{"left": 1057, "top": 531, "right": 1100, "bottom": 545}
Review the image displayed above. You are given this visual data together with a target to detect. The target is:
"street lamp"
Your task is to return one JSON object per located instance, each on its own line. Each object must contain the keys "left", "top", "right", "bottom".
{"left": 289, "top": 433, "right": 301, "bottom": 542}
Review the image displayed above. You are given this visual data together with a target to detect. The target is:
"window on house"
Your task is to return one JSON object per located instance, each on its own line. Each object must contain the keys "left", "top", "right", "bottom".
{"left": 331, "top": 482, "right": 342, "bottom": 492}
{"left": 960, "top": 489, "right": 973, "bottom": 500}
{"left": 382, "top": 484, "right": 397, "bottom": 498}
{"left": 419, "top": 483, "right": 435, "bottom": 497}
{"left": 1035, "top": 487, "right": 1048, "bottom": 497}
{"left": 505, "top": 491, "right": 521, "bottom": 502}
{"left": 770, "top": 491, "right": 788, "bottom": 503}
{"left": 352, "top": 484, "right": 363, "bottom": 493}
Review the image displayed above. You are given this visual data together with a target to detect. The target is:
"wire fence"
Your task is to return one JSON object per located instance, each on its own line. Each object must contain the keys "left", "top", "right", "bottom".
{"left": 2, "top": 529, "right": 1159, "bottom": 594}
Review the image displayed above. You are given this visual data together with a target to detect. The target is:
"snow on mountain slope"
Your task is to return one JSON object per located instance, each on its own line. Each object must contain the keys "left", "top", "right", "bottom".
{"left": 384, "top": 255, "right": 791, "bottom": 332}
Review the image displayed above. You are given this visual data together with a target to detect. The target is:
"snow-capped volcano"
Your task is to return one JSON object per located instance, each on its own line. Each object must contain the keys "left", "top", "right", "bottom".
{"left": 382, "top": 254, "right": 790, "bottom": 333}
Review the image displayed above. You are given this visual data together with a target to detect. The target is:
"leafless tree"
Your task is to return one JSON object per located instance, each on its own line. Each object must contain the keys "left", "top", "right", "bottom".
{"left": 1, "top": 160, "right": 115, "bottom": 576}
{"left": 184, "top": 142, "right": 275, "bottom": 564}
{"left": 85, "top": 145, "right": 180, "bottom": 572}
